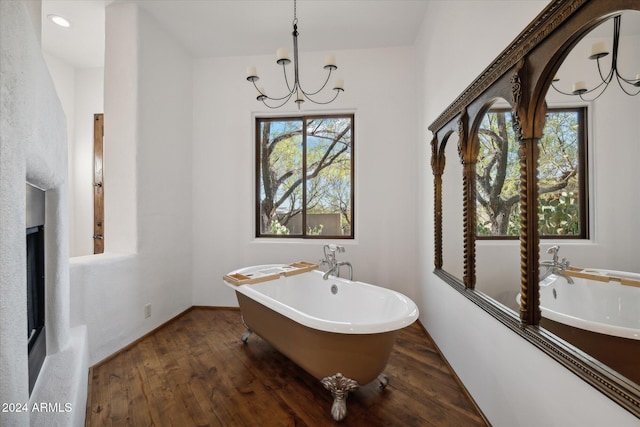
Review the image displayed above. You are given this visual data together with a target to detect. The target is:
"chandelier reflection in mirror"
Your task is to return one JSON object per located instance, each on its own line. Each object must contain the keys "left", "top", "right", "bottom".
{"left": 246, "top": 0, "right": 344, "bottom": 109}
{"left": 551, "top": 15, "right": 640, "bottom": 101}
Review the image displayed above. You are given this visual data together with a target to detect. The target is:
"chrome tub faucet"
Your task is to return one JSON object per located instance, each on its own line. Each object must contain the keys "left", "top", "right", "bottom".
{"left": 320, "top": 244, "right": 353, "bottom": 280}
{"left": 541, "top": 245, "right": 574, "bottom": 284}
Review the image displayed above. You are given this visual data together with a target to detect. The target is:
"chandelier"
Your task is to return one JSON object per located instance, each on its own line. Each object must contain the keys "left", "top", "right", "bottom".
{"left": 551, "top": 15, "right": 640, "bottom": 101}
{"left": 246, "top": 0, "right": 344, "bottom": 109}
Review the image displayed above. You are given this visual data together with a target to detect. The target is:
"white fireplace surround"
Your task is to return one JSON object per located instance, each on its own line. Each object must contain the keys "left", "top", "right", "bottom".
{"left": 1, "top": 2, "right": 87, "bottom": 426}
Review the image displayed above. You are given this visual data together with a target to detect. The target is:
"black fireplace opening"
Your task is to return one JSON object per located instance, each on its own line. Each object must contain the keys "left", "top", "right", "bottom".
{"left": 27, "top": 224, "right": 46, "bottom": 395}
{"left": 26, "top": 183, "right": 46, "bottom": 395}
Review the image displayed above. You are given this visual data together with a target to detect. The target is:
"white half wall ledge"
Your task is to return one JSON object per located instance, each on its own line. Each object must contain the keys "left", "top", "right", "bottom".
{"left": 29, "top": 326, "right": 88, "bottom": 427}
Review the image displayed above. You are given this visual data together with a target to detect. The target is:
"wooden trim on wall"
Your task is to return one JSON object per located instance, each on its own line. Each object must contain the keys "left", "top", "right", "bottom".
{"left": 93, "top": 113, "right": 104, "bottom": 254}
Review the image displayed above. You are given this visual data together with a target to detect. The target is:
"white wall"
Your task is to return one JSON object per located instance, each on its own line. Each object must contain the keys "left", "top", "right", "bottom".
{"left": 70, "top": 2, "right": 194, "bottom": 366}
{"left": 73, "top": 67, "right": 104, "bottom": 256}
{"left": 416, "top": 1, "right": 638, "bottom": 426}
{"left": 43, "top": 54, "right": 76, "bottom": 248}
{"left": 191, "top": 46, "right": 420, "bottom": 307}
{"left": 44, "top": 53, "right": 105, "bottom": 257}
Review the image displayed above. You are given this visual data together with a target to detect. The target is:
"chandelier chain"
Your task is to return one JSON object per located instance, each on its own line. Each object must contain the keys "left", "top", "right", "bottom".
{"left": 293, "top": 0, "right": 297, "bottom": 25}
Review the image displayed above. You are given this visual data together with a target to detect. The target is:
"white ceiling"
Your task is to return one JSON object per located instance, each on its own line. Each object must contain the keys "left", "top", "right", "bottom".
{"left": 41, "top": 0, "right": 431, "bottom": 69}
{"left": 39, "top": 1, "right": 640, "bottom": 71}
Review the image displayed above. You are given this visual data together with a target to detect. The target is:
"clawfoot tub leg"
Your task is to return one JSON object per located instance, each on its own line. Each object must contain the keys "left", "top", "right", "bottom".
{"left": 321, "top": 373, "right": 360, "bottom": 421}
{"left": 240, "top": 330, "right": 252, "bottom": 344}
{"left": 378, "top": 373, "right": 389, "bottom": 389}
{"left": 240, "top": 315, "right": 252, "bottom": 344}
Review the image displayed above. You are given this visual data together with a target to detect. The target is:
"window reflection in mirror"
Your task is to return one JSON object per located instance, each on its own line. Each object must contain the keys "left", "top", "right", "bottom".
{"left": 474, "top": 100, "right": 520, "bottom": 312}
{"left": 441, "top": 131, "right": 464, "bottom": 281}
{"left": 541, "top": 10, "right": 640, "bottom": 386}
{"left": 476, "top": 107, "right": 520, "bottom": 237}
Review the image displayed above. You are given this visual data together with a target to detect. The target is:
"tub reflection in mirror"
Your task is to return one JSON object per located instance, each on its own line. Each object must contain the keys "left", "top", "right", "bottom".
{"left": 519, "top": 269, "right": 640, "bottom": 385}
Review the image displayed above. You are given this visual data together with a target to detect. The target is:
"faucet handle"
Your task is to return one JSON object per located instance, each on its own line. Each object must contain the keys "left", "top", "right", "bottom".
{"left": 546, "top": 245, "right": 560, "bottom": 263}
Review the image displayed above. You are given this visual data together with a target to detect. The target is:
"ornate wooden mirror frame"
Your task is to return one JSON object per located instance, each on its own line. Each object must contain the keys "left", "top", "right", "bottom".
{"left": 429, "top": 0, "right": 640, "bottom": 417}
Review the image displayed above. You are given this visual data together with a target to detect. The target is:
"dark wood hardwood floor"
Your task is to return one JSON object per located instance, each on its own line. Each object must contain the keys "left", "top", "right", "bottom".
{"left": 86, "top": 307, "right": 487, "bottom": 426}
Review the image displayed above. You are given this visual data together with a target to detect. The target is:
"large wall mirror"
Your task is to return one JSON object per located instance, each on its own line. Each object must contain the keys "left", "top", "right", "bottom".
{"left": 429, "top": 0, "right": 640, "bottom": 417}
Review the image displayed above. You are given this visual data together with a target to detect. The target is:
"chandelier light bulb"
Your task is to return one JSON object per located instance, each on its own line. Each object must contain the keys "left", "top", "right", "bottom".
{"left": 246, "top": 66, "right": 258, "bottom": 82}
{"left": 324, "top": 55, "right": 337, "bottom": 70}
{"left": 589, "top": 41, "right": 608, "bottom": 60}
{"left": 572, "top": 81, "right": 587, "bottom": 95}
{"left": 276, "top": 48, "right": 291, "bottom": 65}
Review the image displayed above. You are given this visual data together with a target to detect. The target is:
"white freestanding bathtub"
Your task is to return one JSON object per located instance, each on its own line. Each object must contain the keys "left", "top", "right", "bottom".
{"left": 224, "top": 264, "right": 419, "bottom": 421}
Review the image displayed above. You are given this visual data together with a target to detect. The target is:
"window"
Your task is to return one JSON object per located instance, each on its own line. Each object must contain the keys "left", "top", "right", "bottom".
{"left": 476, "top": 107, "right": 588, "bottom": 239}
{"left": 256, "top": 114, "right": 354, "bottom": 238}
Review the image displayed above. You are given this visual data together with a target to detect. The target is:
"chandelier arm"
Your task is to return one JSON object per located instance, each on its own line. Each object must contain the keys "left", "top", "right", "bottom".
{"left": 615, "top": 73, "right": 640, "bottom": 85}
{"left": 261, "top": 93, "right": 295, "bottom": 109}
{"left": 282, "top": 62, "right": 296, "bottom": 94}
{"left": 583, "top": 78, "right": 609, "bottom": 94}
{"left": 595, "top": 57, "right": 615, "bottom": 85}
{"left": 578, "top": 87, "right": 607, "bottom": 102}
{"left": 615, "top": 73, "right": 640, "bottom": 96}
{"left": 552, "top": 76, "right": 609, "bottom": 98}
{"left": 300, "top": 88, "right": 342, "bottom": 105}
{"left": 299, "top": 68, "right": 333, "bottom": 97}
{"left": 550, "top": 81, "right": 577, "bottom": 96}
{"left": 578, "top": 79, "right": 610, "bottom": 101}
{"left": 252, "top": 78, "right": 295, "bottom": 101}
